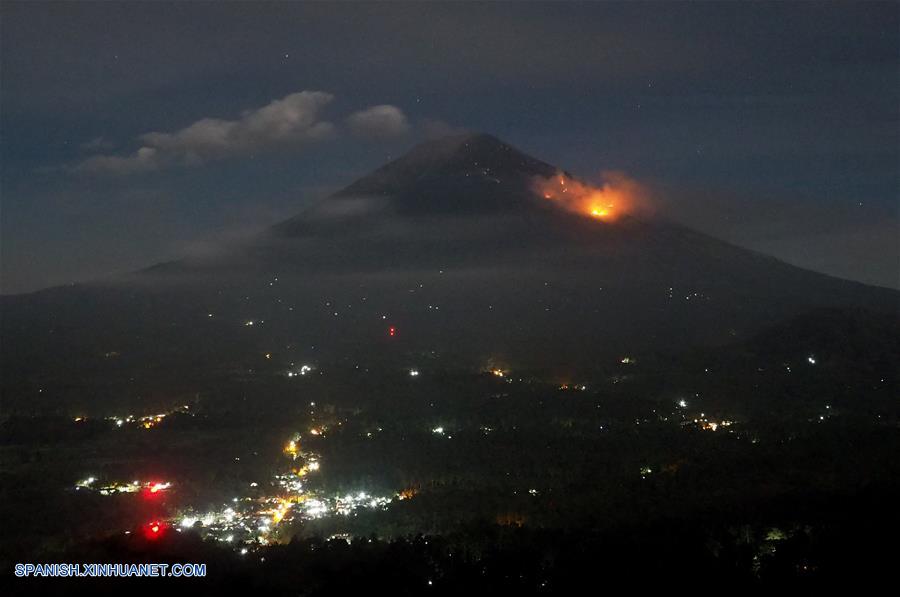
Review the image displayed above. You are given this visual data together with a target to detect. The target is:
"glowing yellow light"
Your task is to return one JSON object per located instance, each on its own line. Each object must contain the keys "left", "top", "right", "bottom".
{"left": 145, "top": 481, "right": 172, "bottom": 494}
{"left": 534, "top": 171, "right": 647, "bottom": 222}
{"left": 271, "top": 501, "right": 292, "bottom": 523}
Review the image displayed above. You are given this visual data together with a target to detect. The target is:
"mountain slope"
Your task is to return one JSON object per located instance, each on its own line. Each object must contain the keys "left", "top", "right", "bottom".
{"left": 2, "top": 133, "right": 897, "bottom": 413}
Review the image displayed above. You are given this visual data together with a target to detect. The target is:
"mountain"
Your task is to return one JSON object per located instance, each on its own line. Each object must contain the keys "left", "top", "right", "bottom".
{"left": 2, "top": 133, "right": 897, "bottom": 413}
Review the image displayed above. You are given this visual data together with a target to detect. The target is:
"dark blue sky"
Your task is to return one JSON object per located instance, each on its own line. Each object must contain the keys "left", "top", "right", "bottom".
{"left": 2, "top": 1, "right": 897, "bottom": 293}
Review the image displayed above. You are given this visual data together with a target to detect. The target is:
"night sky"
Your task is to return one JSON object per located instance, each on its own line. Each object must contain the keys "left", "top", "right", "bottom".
{"left": 2, "top": 1, "right": 897, "bottom": 294}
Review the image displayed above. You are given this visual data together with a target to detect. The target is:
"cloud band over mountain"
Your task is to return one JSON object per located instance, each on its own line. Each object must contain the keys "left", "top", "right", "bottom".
{"left": 74, "top": 91, "right": 410, "bottom": 175}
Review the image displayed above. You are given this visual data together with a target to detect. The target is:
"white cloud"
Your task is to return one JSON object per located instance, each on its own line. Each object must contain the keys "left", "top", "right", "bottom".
{"left": 346, "top": 105, "right": 410, "bottom": 139}
{"left": 76, "top": 91, "right": 336, "bottom": 174}
{"left": 76, "top": 146, "right": 161, "bottom": 175}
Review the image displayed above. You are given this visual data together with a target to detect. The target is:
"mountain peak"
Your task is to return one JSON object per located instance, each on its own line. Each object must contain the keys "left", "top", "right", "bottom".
{"left": 335, "top": 133, "right": 558, "bottom": 212}
{"left": 398, "top": 132, "right": 522, "bottom": 163}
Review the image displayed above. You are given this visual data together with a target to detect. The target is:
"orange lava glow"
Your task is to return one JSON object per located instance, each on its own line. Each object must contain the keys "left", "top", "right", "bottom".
{"left": 534, "top": 170, "right": 647, "bottom": 222}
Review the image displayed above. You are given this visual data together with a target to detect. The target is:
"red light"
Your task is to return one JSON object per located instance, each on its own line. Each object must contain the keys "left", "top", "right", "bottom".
{"left": 389, "top": 326, "right": 396, "bottom": 337}
{"left": 143, "top": 520, "right": 165, "bottom": 540}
